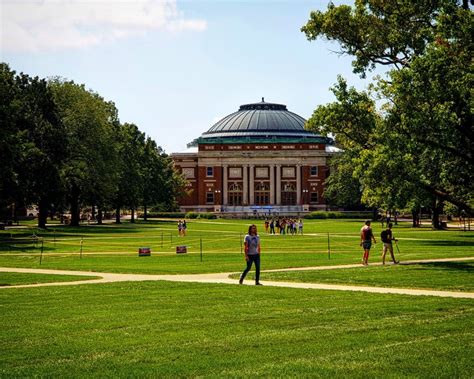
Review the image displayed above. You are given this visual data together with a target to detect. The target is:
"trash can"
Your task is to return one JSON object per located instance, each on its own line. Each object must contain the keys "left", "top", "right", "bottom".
{"left": 138, "top": 247, "right": 151, "bottom": 256}
{"left": 176, "top": 246, "right": 187, "bottom": 254}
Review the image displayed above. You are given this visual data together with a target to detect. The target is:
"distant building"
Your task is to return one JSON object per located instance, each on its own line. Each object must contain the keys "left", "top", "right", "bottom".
{"left": 171, "top": 99, "right": 336, "bottom": 216}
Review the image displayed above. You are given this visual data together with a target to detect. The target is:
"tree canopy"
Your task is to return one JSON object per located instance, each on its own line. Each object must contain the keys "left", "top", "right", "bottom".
{"left": 302, "top": 0, "right": 473, "bottom": 226}
{"left": 0, "top": 64, "right": 185, "bottom": 227}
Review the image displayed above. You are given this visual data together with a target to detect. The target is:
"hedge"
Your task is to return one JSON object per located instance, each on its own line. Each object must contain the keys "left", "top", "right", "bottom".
{"left": 185, "top": 212, "right": 217, "bottom": 219}
{"left": 304, "top": 211, "right": 373, "bottom": 220}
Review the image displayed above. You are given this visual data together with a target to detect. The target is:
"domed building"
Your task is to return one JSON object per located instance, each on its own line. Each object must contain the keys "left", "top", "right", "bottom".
{"left": 172, "top": 98, "right": 335, "bottom": 215}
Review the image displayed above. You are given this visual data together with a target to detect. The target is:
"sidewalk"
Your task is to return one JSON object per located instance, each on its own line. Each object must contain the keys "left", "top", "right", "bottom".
{"left": 1, "top": 257, "right": 473, "bottom": 299}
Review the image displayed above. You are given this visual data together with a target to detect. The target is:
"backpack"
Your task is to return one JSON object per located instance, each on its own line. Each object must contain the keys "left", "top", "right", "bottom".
{"left": 381, "top": 230, "right": 389, "bottom": 243}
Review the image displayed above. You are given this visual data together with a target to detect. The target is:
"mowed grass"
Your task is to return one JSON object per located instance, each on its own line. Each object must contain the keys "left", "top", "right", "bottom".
{"left": 0, "top": 272, "right": 100, "bottom": 286}
{"left": 0, "top": 281, "right": 473, "bottom": 377}
{"left": 0, "top": 219, "right": 473, "bottom": 275}
{"left": 237, "top": 261, "right": 474, "bottom": 292}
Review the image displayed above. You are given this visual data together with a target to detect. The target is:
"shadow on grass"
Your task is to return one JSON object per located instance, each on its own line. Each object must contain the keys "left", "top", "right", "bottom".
{"left": 416, "top": 261, "right": 474, "bottom": 272}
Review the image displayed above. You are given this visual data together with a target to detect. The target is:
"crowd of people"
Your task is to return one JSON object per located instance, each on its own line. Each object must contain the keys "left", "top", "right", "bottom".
{"left": 264, "top": 218, "right": 304, "bottom": 235}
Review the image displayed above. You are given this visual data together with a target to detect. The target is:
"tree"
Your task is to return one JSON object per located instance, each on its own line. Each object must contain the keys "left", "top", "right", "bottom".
{"left": 49, "top": 79, "right": 120, "bottom": 226}
{"left": 0, "top": 64, "right": 67, "bottom": 228}
{"left": 113, "top": 123, "right": 145, "bottom": 224}
{"left": 302, "top": 0, "right": 473, "bottom": 226}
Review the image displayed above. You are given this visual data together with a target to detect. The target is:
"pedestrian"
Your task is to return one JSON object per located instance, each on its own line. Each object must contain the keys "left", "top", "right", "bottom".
{"left": 298, "top": 219, "right": 303, "bottom": 235}
{"left": 182, "top": 220, "right": 187, "bottom": 236}
{"left": 360, "top": 220, "right": 376, "bottom": 265}
{"left": 276, "top": 219, "right": 280, "bottom": 234}
{"left": 239, "top": 224, "right": 262, "bottom": 285}
{"left": 264, "top": 218, "right": 269, "bottom": 234}
{"left": 381, "top": 222, "right": 399, "bottom": 264}
{"left": 269, "top": 219, "right": 275, "bottom": 234}
{"left": 178, "top": 220, "right": 183, "bottom": 237}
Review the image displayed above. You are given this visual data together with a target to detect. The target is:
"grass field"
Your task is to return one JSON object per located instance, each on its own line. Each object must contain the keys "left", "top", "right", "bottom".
{"left": 0, "top": 218, "right": 473, "bottom": 377}
{"left": 0, "top": 281, "right": 472, "bottom": 377}
{"left": 234, "top": 261, "right": 474, "bottom": 292}
{"left": 0, "top": 272, "right": 100, "bottom": 286}
{"left": 0, "top": 219, "right": 473, "bottom": 274}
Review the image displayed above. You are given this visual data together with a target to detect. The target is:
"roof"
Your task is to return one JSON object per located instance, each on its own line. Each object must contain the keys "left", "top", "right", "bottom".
{"left": 193, "top": 98, "right": 332, "bottom": 145}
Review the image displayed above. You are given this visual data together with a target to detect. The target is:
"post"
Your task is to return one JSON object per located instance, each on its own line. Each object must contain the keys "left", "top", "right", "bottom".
{"left": 39, "top": 239, "right": 44, "bottom": 265}
{"left": 80, "top": 237, "right": 83, "bottom": 259}
{"left": 240, "top": 233, "right": 243, "bottom": 254}
{"left": 327, "top": 233, "right": 331, "bottom": 260}
{"left": 200, "top": 238, "right": 203, "bottom": 262}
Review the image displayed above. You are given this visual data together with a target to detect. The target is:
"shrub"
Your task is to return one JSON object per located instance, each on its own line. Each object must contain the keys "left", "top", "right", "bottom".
{"left": 141, "top": 212, "right": 185, "bottom": 219}
{"left": 304, "top": 211, "right": 372, "bottom": 219}
{"left": 185, "top": 212, "right": 217, "bottom": 219}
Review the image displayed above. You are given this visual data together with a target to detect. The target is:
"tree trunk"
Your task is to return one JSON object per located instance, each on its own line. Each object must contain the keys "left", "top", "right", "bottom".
{"left": 115, "top": 207, "right": 121, "bottom": 224}
{"left": 130, "top": 208, "right": 135, "bottom": 223}
{"left": 411, "top": 209, "right": 419, "bottom": 227}
{"left": 143, "top": 204, "right": 148, "bottom": 221}
{"left": 431, "top": 197, "right": 444, "bottom": 230}
{"left": 37, "top": 200, "right": 48, "bottom": 229}
{"left": 91, "top": 205, "right": 96, "bottom": 222}
{"left": 97, "top": 206, "right": 103, "bottom": 225}
{"left": 70, "top": 184, "right": 80, "bottom": 227}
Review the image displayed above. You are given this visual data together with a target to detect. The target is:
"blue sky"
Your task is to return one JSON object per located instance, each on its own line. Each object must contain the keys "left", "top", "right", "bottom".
{"left": 1, "top": 0, "right": 374, "bottom": 153}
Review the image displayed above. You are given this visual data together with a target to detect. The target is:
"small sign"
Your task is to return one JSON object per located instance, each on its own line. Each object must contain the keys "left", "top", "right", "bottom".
{"left": 138, "top": 247, "right": 151, "bottom": 256}
{"left": 176, "top": 246, "right": 187, "bottom": 254}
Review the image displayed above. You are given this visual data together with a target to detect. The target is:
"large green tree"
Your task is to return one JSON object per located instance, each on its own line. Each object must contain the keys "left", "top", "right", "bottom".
{"left": 49, "top": 79, "right": 120, "bottom": 226}
{"left": 0, "top": 64, "right": 67, "bottom": 228}
{"left": 302, "top": 0, "right": 473, "bottom": 226}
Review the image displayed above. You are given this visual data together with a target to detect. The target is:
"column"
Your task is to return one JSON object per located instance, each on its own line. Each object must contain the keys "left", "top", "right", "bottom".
{"left": 269, "top": 164, "right": 275, "bottom": 204}
{"left": 276, "top": 165, "right": 281, "bottom": 205}
{"left": 249, "top": 165, "right": 255, "bottom": 205}
{"left": 242, "top": 165, "right": 248, "bottom": 205}
{"left": 223, "top": 165, "right": 228, "bottom": 206}
{"left": 296, "top": 164, "right": 301, "bottom": 205}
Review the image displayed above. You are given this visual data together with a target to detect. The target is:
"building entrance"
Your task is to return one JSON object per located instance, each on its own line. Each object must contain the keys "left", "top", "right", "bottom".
{"left": 255, "top": 183, "right": 270, "bottom": 205}
{"left": 228, "top": 183, "right": 243, "bottom": 206}
{"left": 282, "top": 182, "right": 296, "bottom": 205}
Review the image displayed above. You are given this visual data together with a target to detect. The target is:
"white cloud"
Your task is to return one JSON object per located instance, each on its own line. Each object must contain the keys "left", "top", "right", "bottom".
{"left": 1, "top": 0, "right": 207, "bottom": 53}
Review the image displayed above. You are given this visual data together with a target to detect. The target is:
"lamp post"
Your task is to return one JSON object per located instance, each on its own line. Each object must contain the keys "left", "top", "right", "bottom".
{"left": 302, "top": 189, "right": 309, "bottom": 205}
{"left": 214, "top": 189, "right": 221, "bottom": 205}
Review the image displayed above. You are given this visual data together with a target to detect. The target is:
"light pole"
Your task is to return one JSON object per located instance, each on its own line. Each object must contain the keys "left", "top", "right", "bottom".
{"left": 214, "top": 189, "right": 221, "bottom": 205}
{"left": 302, "top": 189, "right": 309, "bottom": 205}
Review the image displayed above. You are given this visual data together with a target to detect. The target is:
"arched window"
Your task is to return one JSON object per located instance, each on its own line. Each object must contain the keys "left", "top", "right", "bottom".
{"left": 228, "top": 183, "right": 242, "bottom": 206}
{"left": 282, "top": 182, "right": 296, "bottom": 205}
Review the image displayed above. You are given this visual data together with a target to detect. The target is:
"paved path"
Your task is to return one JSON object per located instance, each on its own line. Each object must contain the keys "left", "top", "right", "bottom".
{"left": 1, "top": 257, "right": 474, "bottom": 299}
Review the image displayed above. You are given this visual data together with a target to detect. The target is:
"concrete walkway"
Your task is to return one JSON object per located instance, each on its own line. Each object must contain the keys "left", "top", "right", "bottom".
{"left": 1, "top": 257, "right": 474, "bottom": 299}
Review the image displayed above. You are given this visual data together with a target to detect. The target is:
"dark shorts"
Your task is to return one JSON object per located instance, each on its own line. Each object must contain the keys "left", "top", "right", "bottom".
{"left": 362, "top": 240, "right": 372, "bottom": 250}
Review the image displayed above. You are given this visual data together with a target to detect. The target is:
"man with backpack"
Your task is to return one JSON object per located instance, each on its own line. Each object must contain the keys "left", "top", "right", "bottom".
{"left": 381, "top": 222, "right": 399, "bottom": 265}
{"left": 360, "top": 220, "right": 376, "bottom": 265}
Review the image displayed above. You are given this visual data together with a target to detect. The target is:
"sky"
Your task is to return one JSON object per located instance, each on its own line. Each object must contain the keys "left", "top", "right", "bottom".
{"left": 1, "top": 0, "right": 376, "bottom": 154}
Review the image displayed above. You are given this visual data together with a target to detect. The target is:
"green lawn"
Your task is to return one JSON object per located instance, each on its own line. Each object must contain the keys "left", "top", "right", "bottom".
{"left": 0, "top": 281, "right": 472, "bottom": 377}
{"left": 0, "top": 219, "right": 472, "bottom": 275}
{"left": 0, "top": 272, "right": 100, "bottom": 286}
{"left": 0, "top": 219, "right": 473, "bottom": 377}
{"left": 237, "top": 261, "right": 474, "bottom": 292}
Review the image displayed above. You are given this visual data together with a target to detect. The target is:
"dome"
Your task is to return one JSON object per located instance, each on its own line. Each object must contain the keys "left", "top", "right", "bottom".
{"left": 194, "top": 98, "right": 331, "bottom": 145}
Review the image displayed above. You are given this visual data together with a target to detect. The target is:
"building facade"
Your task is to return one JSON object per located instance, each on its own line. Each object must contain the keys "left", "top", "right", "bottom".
{"left": 172, "top": 99, "right": 335, "bottom": 215}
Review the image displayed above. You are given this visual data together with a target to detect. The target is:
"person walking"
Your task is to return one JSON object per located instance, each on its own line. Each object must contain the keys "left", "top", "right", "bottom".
{"left": 298, "top": 219, "right": 304, "bottom": 235}
{"left": 360, "top": 220, "right": 376, "bottom": 265}
{"left": 182, "top": 220, "right": 187, "bottom": 236}
{"left": 177, "top": 220, "right": 183, "bottom": 237}
{"left": 239, "top": 224, "right": 262, "bottom": 285}
{"left": 264, "top": 218, "right": 269, "bottom": 234}
{"left": 381, "top": 222, "right": 399, "bottom": 264}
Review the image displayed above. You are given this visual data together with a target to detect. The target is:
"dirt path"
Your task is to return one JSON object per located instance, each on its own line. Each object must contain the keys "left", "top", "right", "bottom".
{"left": 1, "top": 257, "right": 473, "bottom": 299}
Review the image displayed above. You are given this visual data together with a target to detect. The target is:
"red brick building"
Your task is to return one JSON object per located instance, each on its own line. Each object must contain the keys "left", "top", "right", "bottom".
{"left": 171, "top": 99, "right": 336, "bottom": 216}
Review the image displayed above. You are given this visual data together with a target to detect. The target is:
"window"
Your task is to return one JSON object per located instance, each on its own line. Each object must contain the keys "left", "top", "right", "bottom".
{"left": 228, "top": 183, "right": 242, "bottom": 206}
{"left": 206, "top": 192, "right": 214, "bottom": 204}
{"left": 310, "top": 192, "right": 318, "bottom": 203}
{"left": 206, "top": 167, "right": 213, "bottom": 177}
{"left": 310, "top": 166, "right": 318, "bottom": 176}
